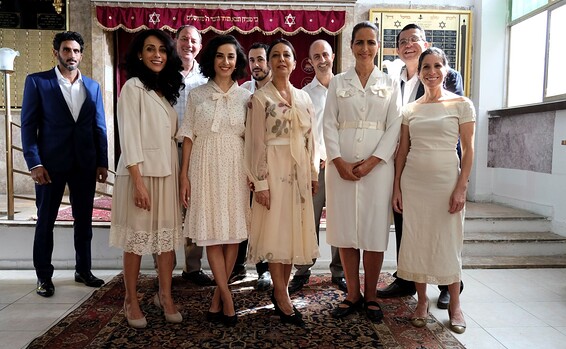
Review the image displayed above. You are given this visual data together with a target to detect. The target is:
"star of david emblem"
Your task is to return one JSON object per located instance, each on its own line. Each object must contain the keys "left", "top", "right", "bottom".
{"left": 149, "top": 12, "right": 160, "bottom": 25}
{"left": 439, "top": 21, "right": 446, "bottom": 29}
{"left": 394, "top": 20, "right": 401, "bottom": 28}
{"left": 284, "top": 13, "right": 296, "bottom": 27}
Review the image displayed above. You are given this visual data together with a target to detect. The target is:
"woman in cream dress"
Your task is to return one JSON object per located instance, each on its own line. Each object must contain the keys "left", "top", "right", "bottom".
{"left": 177, "top": 35, "right": 250, "bottom": 326}
{"left": 394, "top": 47, "right": 475, "bottom": 334}
{"left": 323, "top": 21, "right": 402, "bottom": 323}
{"left": 110, "top": 29, "right": 184, "bottom": 328}
{"left": 245, "top": 39, "right": 319, "bottom": 327}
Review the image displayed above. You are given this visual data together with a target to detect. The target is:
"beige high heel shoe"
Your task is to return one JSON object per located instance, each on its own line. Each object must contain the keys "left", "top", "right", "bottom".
{"left": 410, "top": 298, "right": 430, "bottom": 328}
{"left": 153, "top": 294, "right": 183, "bottom": 323}
{"left": 123, "top": 304, "right": 147, "bottom": 329}
{"left": 448, "top": 304, "right": 466, "bottom": 334}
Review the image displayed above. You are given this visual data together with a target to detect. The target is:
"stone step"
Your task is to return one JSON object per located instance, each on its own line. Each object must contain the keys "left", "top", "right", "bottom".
{"left": 463, "top": 255, "right": 566, "bottom": 269}
{"left": 463, "top": 231, "right": 566, "bottom": 257}
{"left": 464, "top": 202, "right": 551, "bottom": 233}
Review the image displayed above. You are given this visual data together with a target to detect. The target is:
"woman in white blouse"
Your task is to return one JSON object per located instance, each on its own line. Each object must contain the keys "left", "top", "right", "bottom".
{"left": 323, "top": 21, "right": 402, "bottom": 323}
{"left": 177, "top": 35, "right": 250, "bottom": 327}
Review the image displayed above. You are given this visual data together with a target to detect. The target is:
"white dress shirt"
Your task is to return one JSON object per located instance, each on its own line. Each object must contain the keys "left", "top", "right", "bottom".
{"left": 175, "top": 61, "right": 208, "bottom": 127}
{"left": 240, "top": 79, "right": 257, "bottom": 93}
{"left": 302, "top": 76, "right": 328, "bottom": 162}
{"left": 55, "top": 66, "right": 86, "bottom": 121}
{"left": 400, "top": 66, "right": 420, "bottom": 106}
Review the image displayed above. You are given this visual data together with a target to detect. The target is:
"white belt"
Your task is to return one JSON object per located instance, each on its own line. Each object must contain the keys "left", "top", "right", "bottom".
{"left": 266, "top": 138, "right": 291, "bottom": 146}
{"left": 338, "top": 121, "right": 385, "bottom": 131}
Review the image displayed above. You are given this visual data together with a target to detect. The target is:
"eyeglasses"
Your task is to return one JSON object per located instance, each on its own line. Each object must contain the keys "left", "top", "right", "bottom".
{"left": 398, "top": 35, "right": 423, "bottom": 47}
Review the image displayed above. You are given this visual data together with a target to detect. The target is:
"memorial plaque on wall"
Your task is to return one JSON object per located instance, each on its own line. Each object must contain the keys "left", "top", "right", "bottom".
{"left": 369, "top": 9, "right": 472, "bottom": 96}
{"left": 0, "top": 0, "right": 66, "bottom": 29}
{"left": 0, "top": 29, "right": 59, "bottom": 107}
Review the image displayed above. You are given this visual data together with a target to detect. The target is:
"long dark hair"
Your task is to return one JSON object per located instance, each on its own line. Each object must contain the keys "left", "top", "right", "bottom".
{"left": 125, "top": 29, "right": 183, "bottom": 105}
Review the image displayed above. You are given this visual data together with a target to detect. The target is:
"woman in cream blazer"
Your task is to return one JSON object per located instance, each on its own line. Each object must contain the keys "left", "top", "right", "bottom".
{"left": 110, "top": 29, "right": 184, "bottom": 328}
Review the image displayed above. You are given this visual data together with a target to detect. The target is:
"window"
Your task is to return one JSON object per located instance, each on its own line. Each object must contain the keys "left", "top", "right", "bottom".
{"left": 507, "top": 0, "right": 566, "bottom": 107}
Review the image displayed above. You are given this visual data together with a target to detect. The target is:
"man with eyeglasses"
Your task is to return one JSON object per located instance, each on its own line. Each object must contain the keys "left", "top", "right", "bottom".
{"left": 377, "top": 23, "right": 464, "bottom": 310}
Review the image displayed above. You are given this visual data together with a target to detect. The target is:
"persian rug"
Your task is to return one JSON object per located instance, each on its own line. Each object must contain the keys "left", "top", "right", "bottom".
{"left": 28, "top": 273, "right": 466, "bottom": 349}
{"left": 56, "top": 196, "right": 112, "bottom": 222}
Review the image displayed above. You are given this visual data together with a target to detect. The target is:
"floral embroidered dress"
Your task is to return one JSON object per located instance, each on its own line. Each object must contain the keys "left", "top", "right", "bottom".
{"left": 177, "top": 80, "right": 251, "bottom": 246}
{"left": 245, "top": 82, "right": 320, "bottom": 265}
{"left": 323, "top": 67, "right": 402, "bottom": 251}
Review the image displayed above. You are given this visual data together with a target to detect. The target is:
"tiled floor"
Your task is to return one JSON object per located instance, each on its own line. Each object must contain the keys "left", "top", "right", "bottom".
{"left": 1, "top": 268, "right": 566, "bottom": 349}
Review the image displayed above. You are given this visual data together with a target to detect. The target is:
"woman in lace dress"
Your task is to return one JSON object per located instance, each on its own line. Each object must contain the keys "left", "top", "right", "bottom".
{"left": 110, "top": 29, "right": 183, "bottom": 328}
{"left": 394, "top": 48, "right": 475, "bottom": 333}
{"left": 177, "top": 35, "right": 250, "bottom": 326}
{"left": 245, "top": 38, "right": 319, "bottom": 327}
{"left": 323, "top": 21, "right": 402, "bottom": 323}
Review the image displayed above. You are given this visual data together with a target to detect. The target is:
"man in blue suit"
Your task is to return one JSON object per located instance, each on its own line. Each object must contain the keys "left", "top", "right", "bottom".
{"left": 21, "top": 31, "right": 109, "bottom": 297}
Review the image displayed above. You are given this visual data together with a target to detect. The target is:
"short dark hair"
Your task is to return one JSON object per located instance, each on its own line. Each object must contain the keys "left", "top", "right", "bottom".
{"left": 199, "top": 35, "right": 247, "bottom": 81}
{"left": 53, "top": 31, "right": 84, "bottom": 52}
{"left": 417, "top": 47, "right": 449, "bottom": 73}
{"left": 249, "top": 42, "right": 269, "bottom": 53}
{"left": 351, "top": 21, "right": 379, "bottom": 46}
{"left": 267, "top": 38, "right": 296, "bottom": 62}
{"left": 396, "top": 23, "right": 426, "bottom": 49}
{"left": 125, "top": 29, "right": 183, "bottom": 105}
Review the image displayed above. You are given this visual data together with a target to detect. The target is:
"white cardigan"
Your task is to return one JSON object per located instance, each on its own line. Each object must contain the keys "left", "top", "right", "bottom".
{"left": 115, "top": 78, "right": 177, "bottom": 177}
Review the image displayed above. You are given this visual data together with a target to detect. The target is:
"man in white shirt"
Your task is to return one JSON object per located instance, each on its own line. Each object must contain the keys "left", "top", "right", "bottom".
{"left": 21, "top": 31, "right": 108, "bottom": 297}
{"left": 161, "top": 25, "right": 212, "bottom": 286}
{"left": 288, "top": 39, "right": 347, "bottom": 293}
{"left": 230, "top": 42, "right": 273, "bottom": 291}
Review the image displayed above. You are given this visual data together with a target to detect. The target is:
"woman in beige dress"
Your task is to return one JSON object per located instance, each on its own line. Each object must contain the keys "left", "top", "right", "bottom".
{"left": 245, "top": 38, "right": 319, "bottom": 327}
{"left": 394, "top": 47, "right": 476, "bottom": 333}
{"left": 110, "top": 29, "right": 184, "bottom": 328}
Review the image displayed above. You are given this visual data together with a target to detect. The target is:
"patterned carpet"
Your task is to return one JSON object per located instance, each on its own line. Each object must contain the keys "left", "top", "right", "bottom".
{"left": 56, "top": 196, "right": 112, "bottom": 222}
{"left": 28, "top": 273, "right": 466, "bottom": 349}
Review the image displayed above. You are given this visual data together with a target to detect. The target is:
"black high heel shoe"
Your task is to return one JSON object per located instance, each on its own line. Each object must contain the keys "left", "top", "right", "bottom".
{"left": 271, "top": 291, "right": 305, "bottom": 327}
{"left": 222, "top": 313, "right": 238, "bottom": 327}
{"left": 270, "top": 290, "right": 283, "bottom": 315}
{"left": 206, "top": 310, "right": 222, "bottom": 323}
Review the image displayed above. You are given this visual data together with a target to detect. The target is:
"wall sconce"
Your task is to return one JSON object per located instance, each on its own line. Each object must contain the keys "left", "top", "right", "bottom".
{"left": 53, "top": 0, "right": 64, "bottom": 15}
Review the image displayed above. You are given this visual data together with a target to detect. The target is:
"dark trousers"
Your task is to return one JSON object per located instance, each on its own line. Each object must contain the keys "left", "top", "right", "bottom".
{"left": 33, "top": 167, "right": 96, "bottom": 279}
{"left": 234, "top": 239, "right": 269, "bottom": 275}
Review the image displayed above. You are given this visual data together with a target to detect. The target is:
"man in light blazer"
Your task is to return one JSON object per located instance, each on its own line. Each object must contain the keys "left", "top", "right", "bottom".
{"left": 21, "top": 31, "right": 108, "bottom": 297}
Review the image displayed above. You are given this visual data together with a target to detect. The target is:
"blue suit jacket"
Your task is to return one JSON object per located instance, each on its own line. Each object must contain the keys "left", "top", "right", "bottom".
{"left": 21, "top": 68, "right": 108, "bottom": 173}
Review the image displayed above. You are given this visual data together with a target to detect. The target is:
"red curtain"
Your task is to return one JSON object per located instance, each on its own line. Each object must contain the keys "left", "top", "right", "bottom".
{"left": 97, "top": 6, "right": 345, "bottom": 35}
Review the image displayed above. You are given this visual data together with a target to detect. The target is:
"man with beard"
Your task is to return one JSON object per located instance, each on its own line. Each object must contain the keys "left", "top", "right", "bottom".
{"left": 21, "top": 31, "right": 108, "bottom": 297}
{"left": 229, "top": 42, "right": 273, "bottom": 291}
{"left": 287, "top": 39, "right": 346, "bottom": 294}
{"left": 241, "top": 42, "right": 272, "bottom": 93}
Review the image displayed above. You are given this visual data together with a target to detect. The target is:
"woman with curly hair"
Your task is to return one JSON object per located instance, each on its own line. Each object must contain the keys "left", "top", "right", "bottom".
{"left": 110, "top": 29, "right": 184, "bottom": 328}
{"left": 177, "top": 35, "right": 251, "bottom": 326}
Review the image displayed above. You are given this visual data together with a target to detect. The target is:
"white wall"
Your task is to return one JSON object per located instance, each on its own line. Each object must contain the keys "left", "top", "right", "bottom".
{"left": 470, "top": 1, "right": 566, "bottom": 235}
